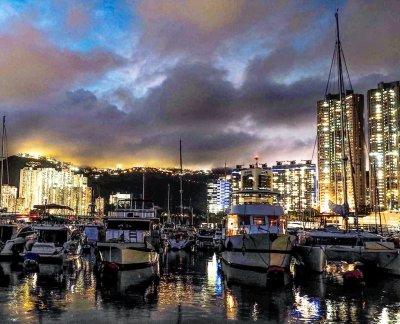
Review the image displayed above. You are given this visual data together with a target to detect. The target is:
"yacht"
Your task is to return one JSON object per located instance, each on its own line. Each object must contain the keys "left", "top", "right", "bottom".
{"left": 21, "top": 223, "right": 82, "bottom": 267}
{"left": 0, "top": 223, "right": 36, "bottom": 260}
{"left": 221, "top": 161, "right": 296, "bottom": 283}
{"left": 96, "top": 199, "right": 160, "bottom": 273}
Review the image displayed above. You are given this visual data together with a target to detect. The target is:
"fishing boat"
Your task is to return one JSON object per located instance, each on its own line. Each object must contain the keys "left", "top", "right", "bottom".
{"left": 221, "top": 160, "right": 296, "bottom": 284}
{"left": 96, "top": 198, "right": 160, "bottom": 274}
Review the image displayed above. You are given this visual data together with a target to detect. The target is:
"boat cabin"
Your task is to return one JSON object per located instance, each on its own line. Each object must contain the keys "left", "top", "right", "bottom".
{"left": 33, "top": 225, "right": 70, "bottom": 247}
{"left": 105, "top": 218, "right": 155, "bottom": 243}
{"left": 108, "top": 199, "right": 157, "bottom": 219}
{"left": 301, "top": 231, "right": 383, "bottom": 247}
{"left": 224, "top": 205, "right": 286, "bottom": 236}
{"left": 84, "top": 224, "right": 104, "bottom": 243}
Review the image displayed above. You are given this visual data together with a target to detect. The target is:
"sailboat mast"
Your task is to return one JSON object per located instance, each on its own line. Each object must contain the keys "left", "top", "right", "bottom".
{"left": 179, "top": 139, "right": 183, "bottom": 224}
{"left": 335, "top": 11, "right": 349, "bottom": 230}
{"left": 142, "top": 171, "right": 145, "bottom": 217}
{"left": 0, "top": 116, "right": 5, "bottom": 210}
{"left": 167, "top": 183, "right": 171, "bottom": 223}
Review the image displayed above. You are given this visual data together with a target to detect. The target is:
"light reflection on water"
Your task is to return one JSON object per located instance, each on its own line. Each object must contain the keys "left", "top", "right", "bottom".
{"left": 0, "top": 254, "right": 400, "bottom": 322}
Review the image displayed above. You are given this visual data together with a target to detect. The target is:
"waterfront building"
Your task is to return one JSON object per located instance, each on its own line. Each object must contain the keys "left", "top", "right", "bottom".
{"left": 232, "top": 160, "right": 273, "bottom": 204}
{"left": 19, "top": 167, "right": 92, "bottom": 215}
{"left": 272, "top": 160, "right": 316, "bottom": 213}
{"left": 95, "top": 197, "right": 105, "bottom": 215}
{"left": 368, "top": 81, "right": 400, "bottom": 211}
{"left": 317, "top": 91, "right": 366, "bottom": 213}
{"left": 207, "top": 176, "right": 232, "bottom": 214}
{"left": 109, "top": 193, "right": 131, "bottom": 206}
{"left": 0, "top": 184, "right": 18, "bottom": 212}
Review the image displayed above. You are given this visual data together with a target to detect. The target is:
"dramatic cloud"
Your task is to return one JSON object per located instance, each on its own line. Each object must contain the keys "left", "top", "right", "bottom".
{"left": 0, "top": 22, "right": 123, "bottom": 102}
{"left": 0, "top": 1, "right": 398, "bottom": 169}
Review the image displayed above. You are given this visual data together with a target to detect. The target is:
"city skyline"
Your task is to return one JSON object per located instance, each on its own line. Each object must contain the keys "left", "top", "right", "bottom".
{"left": 0, "top": 1, "right": 399, "bottom": 169}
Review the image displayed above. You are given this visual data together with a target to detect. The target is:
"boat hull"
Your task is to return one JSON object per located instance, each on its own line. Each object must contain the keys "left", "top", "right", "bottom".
{"left": 221, "top": 233, "right": 295, "bottom": 272}
{"left": 97, "top": 242, "right": 159, "bottom": 270}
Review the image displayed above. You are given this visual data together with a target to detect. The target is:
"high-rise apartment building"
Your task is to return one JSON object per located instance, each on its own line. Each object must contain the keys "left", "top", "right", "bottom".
{"left": 0, "top": 184, "right": 18, "bottom": 212}
{"left": 317, "top": 91, "right": 366, "bottom": 212}
{"left": 368, "top": 81, "right": 400, "bottom": 211}
{"left": 19, "top": 167, "right": 91, "bottom": 215}
{"left": 207, "top": 176, "right": 232, "bottom": 214}
{"left": 231, "top": 162, "right": 273, "bottom": 204}
{"left": 272, "top": 160, "right": 316, "bottom": 213}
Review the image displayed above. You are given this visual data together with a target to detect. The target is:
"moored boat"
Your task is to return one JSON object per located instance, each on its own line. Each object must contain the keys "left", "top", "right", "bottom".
{"left": 220, "top": 160, "right": 296, "bottom": 284}
{"left": 96, "top": 199, "right": 160, "bottom": 274}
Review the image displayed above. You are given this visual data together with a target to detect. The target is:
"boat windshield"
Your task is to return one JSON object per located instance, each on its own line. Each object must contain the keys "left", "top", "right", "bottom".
{"left": 37, "top": 229, "right": 68, "bottom": 246}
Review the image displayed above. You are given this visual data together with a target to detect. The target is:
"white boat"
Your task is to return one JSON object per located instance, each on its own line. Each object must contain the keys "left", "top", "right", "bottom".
{"left": 168, "top": 228, "right": 194, "bottom": 251}
{"left": 295, "top": 229, "right": 400, "bottom": 274}
{"left": 221, "top": 203, "right": 296, "bottom": 276}
{"left": 96, "top": 199, "right": 160, "bottom": 272}
{"left": 0, "top": 224, "right": 36, "bottom": 260}
{"left": 21, "top": 224, "right": 81, "bottom": 267}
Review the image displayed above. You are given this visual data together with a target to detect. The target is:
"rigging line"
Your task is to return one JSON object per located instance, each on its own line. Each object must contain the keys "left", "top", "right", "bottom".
{"left": 324, "top": 45, "right": 337, "bottom": 97}
{"left": 325, "top": 46, "right": 336, "bottom": 98}
{"left": 341, "top": 46, "right": 353, "bottom": 91}
{"left": 311, "top": 133, "right": 318, "bottom": 162}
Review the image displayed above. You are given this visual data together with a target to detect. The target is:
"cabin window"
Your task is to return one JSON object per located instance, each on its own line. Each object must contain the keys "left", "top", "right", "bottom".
{"left": 38, "top": 230, "right": 68, "bottom": 246}
{"left": 238, "top": 215, "right": 250, "bottom": 226}
{"left": 268, "top": 216, "right": 279, "bottom": 227}
{"left": 253, "top": 216, "right": 265, "bottom": 226}
{"left": 127, "top": 212, "right": 134, "bottom": 217}
{"left": 107, "top": 221, "right": 150, "bottom": 231}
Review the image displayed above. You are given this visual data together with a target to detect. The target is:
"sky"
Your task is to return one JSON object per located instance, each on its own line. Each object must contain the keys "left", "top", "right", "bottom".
{"left": 0, "top": 0, "right": 399, "bottom": 169}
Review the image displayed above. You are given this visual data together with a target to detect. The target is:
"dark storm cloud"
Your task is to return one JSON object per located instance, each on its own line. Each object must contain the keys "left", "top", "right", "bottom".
{"left": 6, "top": 60, "right": 323, "bottom": 168}
{"left": 3, "top": 1, "right": 400, "bottom": 168}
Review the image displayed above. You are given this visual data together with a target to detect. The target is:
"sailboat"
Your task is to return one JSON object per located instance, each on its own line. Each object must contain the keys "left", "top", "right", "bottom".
{"left": 294, "top": 12, "right": 400, "bottom": 274}
{"left": 167, "top": 140, "right": 195, "bottom": 251}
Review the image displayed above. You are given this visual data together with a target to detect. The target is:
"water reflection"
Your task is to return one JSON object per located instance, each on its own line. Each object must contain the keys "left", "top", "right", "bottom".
{"left": 0, "top": 254, "right": 400, "bottom": 322}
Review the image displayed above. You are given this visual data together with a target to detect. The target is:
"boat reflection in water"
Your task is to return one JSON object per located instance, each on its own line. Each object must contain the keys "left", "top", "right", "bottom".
{"left": 1, "top": 252, "right": 400, "bottom": 322}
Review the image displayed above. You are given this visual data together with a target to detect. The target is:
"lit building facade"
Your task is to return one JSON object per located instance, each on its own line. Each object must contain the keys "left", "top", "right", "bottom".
{"left": 368, "top": 81, "right": 400, "bottom": 211}
{"left": 232, "top": 162, "right": 273, "bottom": 204}
{"left": 272, "top": 160, "right": 316, "bottom": 213}
{"left": 109, "top": 193, "right": 131, "bottom": 206}
{"left": 0, "top": 184, "right": 18, "bottom": 212}
{"left": 317, "top": 91, "right": 366, "bottom": 212}
{"left": 95, "top": 197, "right": 105, "bottom": 215}
{"left": 207, "top": 176, "right": 232, "bottom": 214}
{"left": 19, "top": 167, "right": 92, "bottom": 215}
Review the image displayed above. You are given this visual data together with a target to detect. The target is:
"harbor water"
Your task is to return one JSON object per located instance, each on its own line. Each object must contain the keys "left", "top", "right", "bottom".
{"left": 0, "top": 251, "right": 399, "bottom": 323}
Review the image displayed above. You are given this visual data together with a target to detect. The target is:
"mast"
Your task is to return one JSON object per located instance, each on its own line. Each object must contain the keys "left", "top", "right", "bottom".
{"left": 0, "top": 116, "right": 6, "bottom": 211}
{"left": 167, "top": 184, "right": 171, "bottom": 223}
{"left": 335, "top": 11, "right": 349, "bottom": 230}
{"left": 142, "top": 171, "right": 145, "bottom": 217}
{"left": 179, "top": 139, "right": 183, "bottom": 224}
